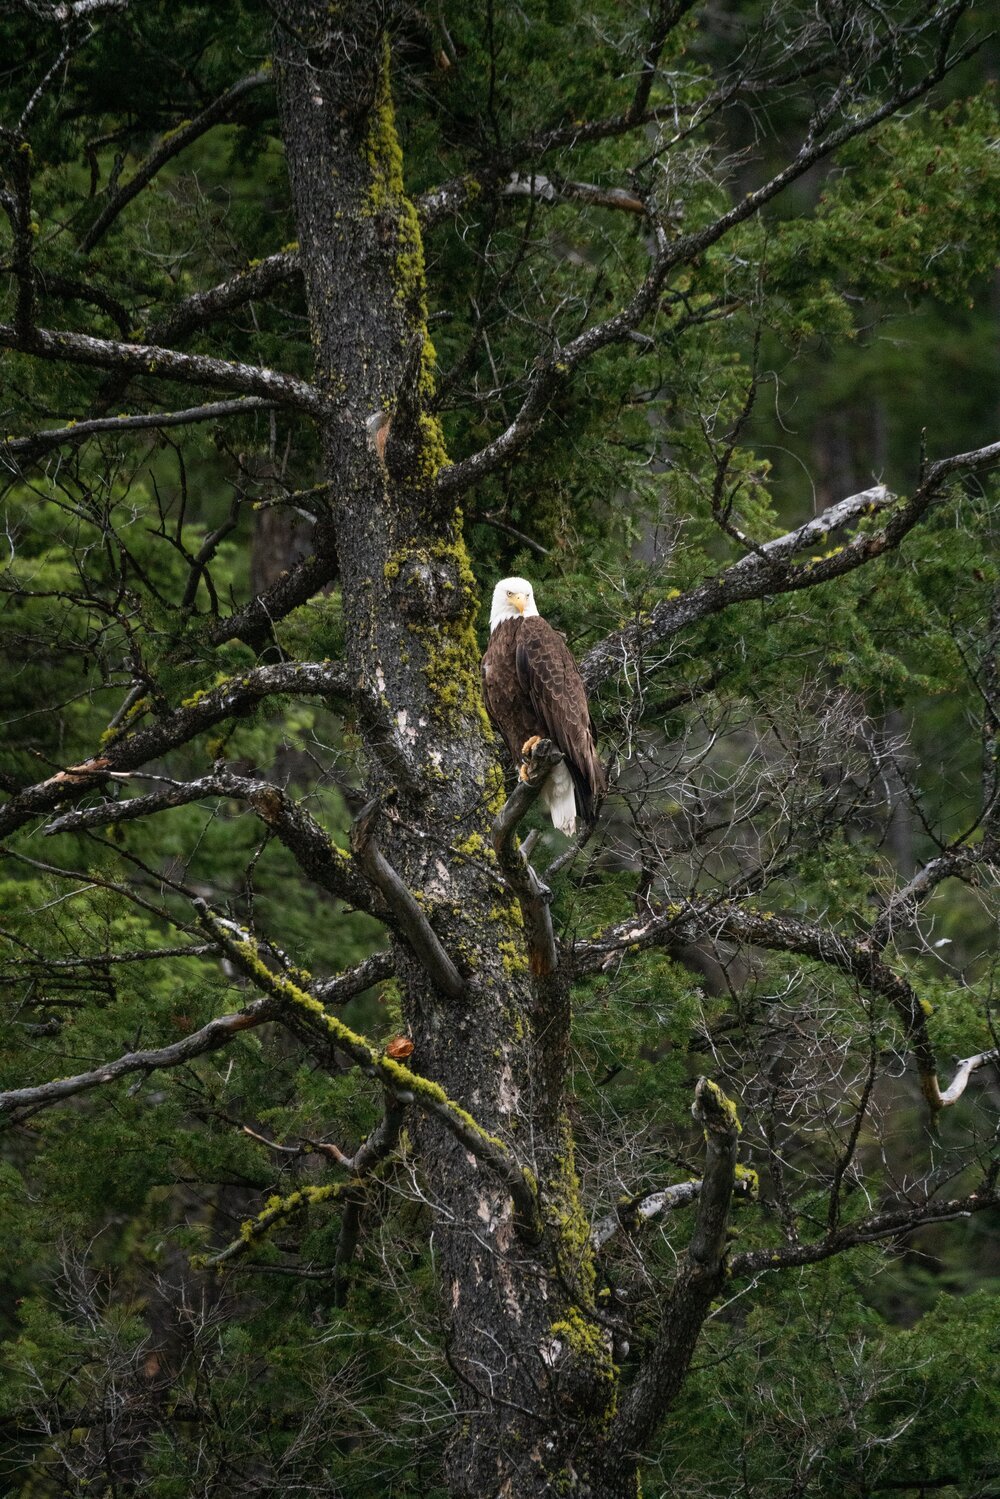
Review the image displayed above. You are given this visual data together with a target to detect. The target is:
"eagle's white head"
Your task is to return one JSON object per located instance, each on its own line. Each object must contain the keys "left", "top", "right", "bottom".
{"left": 490, "top": 576, "right": 539, "bottom": 632}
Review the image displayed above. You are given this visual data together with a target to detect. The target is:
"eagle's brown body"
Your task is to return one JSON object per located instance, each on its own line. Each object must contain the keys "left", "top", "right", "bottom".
{"left": 481, "top": 614, "right": 606, "bottom": 826}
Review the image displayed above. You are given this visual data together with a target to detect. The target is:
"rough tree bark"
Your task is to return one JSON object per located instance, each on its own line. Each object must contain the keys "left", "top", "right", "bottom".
{"left": 273, "top": 5, "right": 633, "bottom": 1492}
{"left": 2, "top": 3, "right": 999, "bottom": 1494}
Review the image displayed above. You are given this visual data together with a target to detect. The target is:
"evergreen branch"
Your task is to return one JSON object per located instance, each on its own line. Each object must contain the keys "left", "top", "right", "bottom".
{"left": 869, "top": 844, "right": 984, "bottom": 948}
{"left": 79, "top": 70, "right": 272, "bottom": 253}
{"left": 1, "top": 397, "right": 277, "bottom": 463}
{"left": 612, "top": 1078, "right": 740, "bottom": 1456}
{"left": 0, "top": 322, "right": 327, "bottom": 413}
{"left": 0, "top": 999, "right": 276, "bottom": 1127}
{"left": 729, "top": 1186, "right": 1000, "bottom": 1279}
{"left": 435, "top": 34, "right": 980, "bottom": 501}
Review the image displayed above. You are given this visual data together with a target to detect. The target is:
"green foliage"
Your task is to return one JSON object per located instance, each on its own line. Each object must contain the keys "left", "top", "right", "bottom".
{"left": 1, "top": 3, "right": 998, "bottom": 1495}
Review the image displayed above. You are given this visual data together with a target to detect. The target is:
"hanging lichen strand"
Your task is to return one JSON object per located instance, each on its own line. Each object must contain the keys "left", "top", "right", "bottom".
{"left": 272, "top": 8, "right": 633, "bottom": 1495}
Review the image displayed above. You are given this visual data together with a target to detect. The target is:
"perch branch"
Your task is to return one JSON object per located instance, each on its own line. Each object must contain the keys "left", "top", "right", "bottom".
{"left": 491, "top": 739, "right": 562, "bottom": 977}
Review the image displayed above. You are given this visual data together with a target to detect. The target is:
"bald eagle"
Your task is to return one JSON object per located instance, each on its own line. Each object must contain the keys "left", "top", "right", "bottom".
{"left": 481, "top": 576, "right": 606, "bottom": 836}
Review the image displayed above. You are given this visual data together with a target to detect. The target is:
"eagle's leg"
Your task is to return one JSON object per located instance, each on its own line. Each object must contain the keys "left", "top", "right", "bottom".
{"left": 519, "top": 735, "right": 544, "bottom": 782}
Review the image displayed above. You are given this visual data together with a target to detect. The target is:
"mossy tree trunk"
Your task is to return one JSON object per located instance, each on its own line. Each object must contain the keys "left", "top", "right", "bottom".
{"left": 273, "top": 5, "right": 631, "bottom": 1493}
{"left": 4, "top": 4, "right": 998, "bottom": 1493}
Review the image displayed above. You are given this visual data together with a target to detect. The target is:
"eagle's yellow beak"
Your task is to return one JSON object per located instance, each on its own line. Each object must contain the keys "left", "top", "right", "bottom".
{"left": 508, "top": 591, "right": 527, "bottom": 614}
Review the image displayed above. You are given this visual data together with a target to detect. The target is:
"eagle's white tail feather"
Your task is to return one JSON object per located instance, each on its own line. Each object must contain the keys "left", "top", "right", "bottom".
{"left": 542, "top": 761, "right": 576, "bottom": 837}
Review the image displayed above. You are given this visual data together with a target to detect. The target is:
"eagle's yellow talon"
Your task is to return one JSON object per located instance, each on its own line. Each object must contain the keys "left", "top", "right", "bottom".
{"left": 518, "top": 763, "right": 531, "bottom": 782}
{"left": 521, "top": 734, "right": 543, "bottom": 757}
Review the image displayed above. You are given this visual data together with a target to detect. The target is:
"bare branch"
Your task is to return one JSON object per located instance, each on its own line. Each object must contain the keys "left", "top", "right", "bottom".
{"left": 437, "top": 31, "right": 981, "bottom": 501}
{"left": 1, "top": 397, "right": 277, "bottom": 466}
{"left": 204, "top": 1180, "right": 356, "bottom": 1268}
{"left": 46, "top": 768, "right": 376, "bottom": 915}
{"left": 14, "top": 0, "right": 127, "bottom": 19}
{"left": 205, "top": 543, "right": 338, "bottom": 650}
{"left": 0, "top": 999, "right": 276, "bottom": 1128}
{"left": 938, "top": 1048, "right": 1000, "bottom": 1107}
{"left": 500, "top": 172, "right": 647, "bottom": 216}
{"left": 312, "top": 949, "right": 393, "bottom": 1005}
{"left": 592, "top": 1180, "right": 703, "bottom": 1251}
{"left": 575, "top": 895, "right": 994, "bottom": 1117}
{"left": 0, "top": 322, "right": 327, "bottom": 414}
{"left": 581, "top": 445, "right": 1000, "bottom": 691}
{"left": 628, "top": 0, "right": 699, "bottom": 121}
{"left": 146, "top": 250, "right": 301, "bottom": 347}
{"left": 869, "top": 844, "right": 983, "bottom": 948}
{"left": 350, "top": 799, "right": 465, "bottom": 1000}
{"left": 80, "top": 70, "right": 272, "bottom": 253}
{"left": 592, "top": 1171, "right": 758, "bottom": 1252}
{"left": 212, "top": 1093, "right": 408, "bottom": 1280}
{"left": 491, "top": 739, "right": 562, "bottom": 977}
{"left": 0, "top": 660, "right": 354, "bottom": 840}
{"left": 612, "top": 1078, "right": 740, "bottom": 1456}
{"left": 730, "top": 1186, "right": 1000, "bottom": 1279}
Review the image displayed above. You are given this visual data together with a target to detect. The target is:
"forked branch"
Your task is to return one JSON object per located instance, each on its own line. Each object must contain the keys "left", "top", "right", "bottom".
{"left": 612, "top": 1078, "right": 740, "bottom": 1456}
